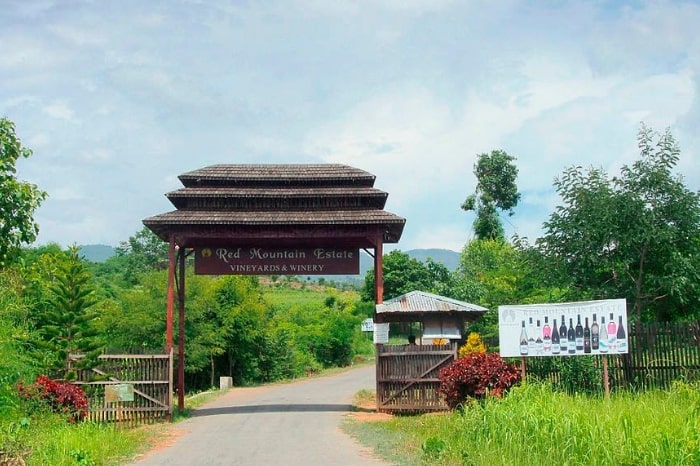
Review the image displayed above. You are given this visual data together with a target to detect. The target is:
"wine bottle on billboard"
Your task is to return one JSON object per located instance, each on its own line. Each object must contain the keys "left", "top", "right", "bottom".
{"left": 591, "top": 313, "right": 599, "bottom": 350}
{"left": 599, "top": 316, "right": 609, "bottom": 353}
{"left": 583, "top": 317, "right": 591, "bottom": 353}
{"left": 520, "top": 320, "right": 528, "bottom": 355}
{"left": 559, "top": 316, "right": 567, "bottom": 352}
{"left": 551, "top": 319, "right": 560, "bottom": 354}
{"left": 575, "top": 314, "right": 584, "bottom": 351}
{"left": 535, "top": 320, "right": 543, "bottom": 354}
{"left": 528, "top": 317, "right": 536, "bottom": 353}
{"left": 616, "top": 315, "right": 627, "bottom": 353}
{"left": 608, "top": 313, "right": 617, "bottom": 351}
{"left": 542, "top": 316, "right": 552, "bottom": 353}
{"left": 567, "top": 318, "right": 576, "bottom": 354}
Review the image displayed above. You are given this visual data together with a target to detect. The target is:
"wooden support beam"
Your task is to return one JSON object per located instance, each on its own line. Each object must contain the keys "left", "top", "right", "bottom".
{"left": 177, "top": 248, "right": 186, "bottom": 412}
{"left": 166, "top": 236, "right": 176, "bottom": 351}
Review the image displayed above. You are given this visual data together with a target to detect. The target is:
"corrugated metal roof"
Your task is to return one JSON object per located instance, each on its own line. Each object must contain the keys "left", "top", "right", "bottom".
{"left": 376, "top": 290, "right": 488, "bottom": 314}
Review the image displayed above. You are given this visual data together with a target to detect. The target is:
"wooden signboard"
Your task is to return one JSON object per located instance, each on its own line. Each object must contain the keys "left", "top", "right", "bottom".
{"left": 194, "top": 247, "right": 360, "bottom": 275}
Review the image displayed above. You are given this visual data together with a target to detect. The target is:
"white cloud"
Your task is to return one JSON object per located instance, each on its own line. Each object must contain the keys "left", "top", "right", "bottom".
{"left": 43, "top": 102, "right": 75, "bottom": 121}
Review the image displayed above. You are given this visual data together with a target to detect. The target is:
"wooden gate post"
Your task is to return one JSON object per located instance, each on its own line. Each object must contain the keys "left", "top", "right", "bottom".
{"left": 374, "top": 238, "right": 383, "bottom": 412}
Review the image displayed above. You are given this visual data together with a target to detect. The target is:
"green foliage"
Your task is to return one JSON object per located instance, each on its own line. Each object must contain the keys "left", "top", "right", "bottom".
{"left": 461, "top": 149, "right": 520, "bottom": 241}
{"left": 361, "top": 249, "right": 456, "bottom": 301}
{"left": 525, "top": 355, "right": 603, "bottom": 395}
{"left": 0, "top": 117, "right": 47, "bottom": 268}
{"left": 35, "top": 247, "right": 103, "bottom": 379}
{"left": 538, "top": 124, "right": 700, "bottom": 322}
{"left": 0, "top": 268, "right": 40, "bottom": 413}
{"left": 437, "top": 352, "right": 521, "bottom": 408}
{"left": 17, "top": 375, "right": 89, "bottom": 422}
{"left": 110, "top": 226, "right": 169, "bottom": 286}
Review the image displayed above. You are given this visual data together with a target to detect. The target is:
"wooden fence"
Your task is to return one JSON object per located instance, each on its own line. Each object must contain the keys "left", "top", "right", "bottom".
{"left": 376, "top": 343, "right": 457, "bottom": 413}
{"left": 73, "top": 352, "right": 173, "bottom": 425}
{"left": 517, "top": 321, "right": 700, "bottom": 393}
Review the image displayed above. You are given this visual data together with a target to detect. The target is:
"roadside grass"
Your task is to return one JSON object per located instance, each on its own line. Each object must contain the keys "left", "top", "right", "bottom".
{"left": 343, "top": 381, "right": 700, "bottom": 466}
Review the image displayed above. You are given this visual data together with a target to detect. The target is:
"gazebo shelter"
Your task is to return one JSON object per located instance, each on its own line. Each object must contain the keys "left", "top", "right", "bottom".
{"left": 143, "top": 164, "right": 405, "bottom": 409}
{"left": 374, "top": 290, "right": 487, "bottom": 413}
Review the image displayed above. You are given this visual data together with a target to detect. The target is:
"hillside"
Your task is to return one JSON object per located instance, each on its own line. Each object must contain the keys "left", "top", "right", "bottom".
{"left": 79, "top": 244, "right": 117, "bottom": 262}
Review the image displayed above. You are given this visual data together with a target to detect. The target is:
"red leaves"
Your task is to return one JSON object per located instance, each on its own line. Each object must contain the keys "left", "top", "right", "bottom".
{"left": 437, "top": 352, "right": 521, "bottom": 409}
{"left": 17, "top": 375, "right": 88, "bottom": 422}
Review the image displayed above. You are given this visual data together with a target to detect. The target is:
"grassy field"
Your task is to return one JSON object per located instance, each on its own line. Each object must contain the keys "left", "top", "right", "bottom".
{"left": 343, "top": 381, "right": 700, "bottom": 466}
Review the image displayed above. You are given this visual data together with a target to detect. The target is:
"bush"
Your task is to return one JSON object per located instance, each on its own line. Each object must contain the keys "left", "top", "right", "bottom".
{"left": 437, "top": 352, "right": 521, "bottom": 409}
{"left": 17, "top": 375, "right": 88, "bottom": 422}
{"left": 458, "top": 332, "right": 487, "bottom": 357}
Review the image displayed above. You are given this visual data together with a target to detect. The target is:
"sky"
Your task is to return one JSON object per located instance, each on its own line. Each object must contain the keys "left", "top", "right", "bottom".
{"left": 2, "top": 0, "right": 699, "bottom": 253}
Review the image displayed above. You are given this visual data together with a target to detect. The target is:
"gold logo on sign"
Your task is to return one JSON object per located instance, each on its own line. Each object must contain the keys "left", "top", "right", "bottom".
{"left": 202, "top": 248, "right": 212, "bottom": 258}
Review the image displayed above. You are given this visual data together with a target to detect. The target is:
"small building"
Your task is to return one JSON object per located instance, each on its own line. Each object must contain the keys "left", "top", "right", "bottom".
{"left": 374, "top": 290, "right": 487, "bottom": 413}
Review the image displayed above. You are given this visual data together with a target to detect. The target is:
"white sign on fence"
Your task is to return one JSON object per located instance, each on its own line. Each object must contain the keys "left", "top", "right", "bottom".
{"left": 499, "top": 299, "right": 628, "bottom": 358}
{"left": 373, "top": 323, "right": 390, "bottom": 344}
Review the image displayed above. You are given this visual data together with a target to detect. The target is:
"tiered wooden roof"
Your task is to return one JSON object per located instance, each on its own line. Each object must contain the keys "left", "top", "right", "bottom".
{"left": 143, "top": 164, "right": 406, "bottom": 248}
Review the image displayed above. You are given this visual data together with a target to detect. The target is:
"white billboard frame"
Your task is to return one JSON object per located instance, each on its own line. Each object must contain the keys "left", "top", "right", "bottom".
{"left": 498, "top": 299, "right": 628, "bottom": 358}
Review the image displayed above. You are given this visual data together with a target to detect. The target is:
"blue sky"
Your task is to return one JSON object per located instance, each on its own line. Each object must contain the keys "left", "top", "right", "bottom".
{"left": 2, "top": 0, "right": 699, "bottom": 252}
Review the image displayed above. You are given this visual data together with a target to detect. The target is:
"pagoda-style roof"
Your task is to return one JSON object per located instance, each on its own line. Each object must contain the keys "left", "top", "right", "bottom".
{"left": 143, "top": 164, "right": 405, "bottom": 248}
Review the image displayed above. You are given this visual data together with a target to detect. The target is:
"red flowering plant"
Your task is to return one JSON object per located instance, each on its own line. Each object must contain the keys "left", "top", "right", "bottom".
{"left": 437, "top": 352, "right": 521, "bottom": 409}
{"left": 17, "top": 375, "right": 88, "bottom": 422}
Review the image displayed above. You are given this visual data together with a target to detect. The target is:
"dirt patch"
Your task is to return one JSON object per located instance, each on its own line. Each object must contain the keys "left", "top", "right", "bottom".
{"left": 347, "top": 399, "right": 394, "bottom": 423}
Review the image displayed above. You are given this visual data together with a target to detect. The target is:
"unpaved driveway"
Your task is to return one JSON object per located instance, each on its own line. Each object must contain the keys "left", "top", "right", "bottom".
{"left": 129, "top": 364, "right": 389, "bottom": 466}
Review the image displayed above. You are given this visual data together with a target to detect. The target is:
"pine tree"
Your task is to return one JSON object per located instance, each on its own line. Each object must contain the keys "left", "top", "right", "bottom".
{"left": 38, "top": 246, "right": 103, "bottom": 379}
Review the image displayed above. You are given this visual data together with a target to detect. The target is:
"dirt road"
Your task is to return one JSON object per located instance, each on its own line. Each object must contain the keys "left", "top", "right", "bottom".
{"left": 129, "top": 364, "right": 389, "bottom": 466}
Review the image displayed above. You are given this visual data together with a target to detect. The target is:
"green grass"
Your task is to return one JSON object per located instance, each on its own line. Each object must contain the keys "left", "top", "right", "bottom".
{"left": 343, "top": 381, "right": 700, "bottom": 466}
{"left": 0, "top": 411, "right": 161, "bottom": 466}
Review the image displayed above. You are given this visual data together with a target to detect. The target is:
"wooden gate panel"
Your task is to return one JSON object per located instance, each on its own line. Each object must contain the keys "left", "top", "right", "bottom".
{"left": 376, "top": 343, "right": 456, "bottom": 413}
{"left": 74, "top": 352, "right": 173, "bottom": 425}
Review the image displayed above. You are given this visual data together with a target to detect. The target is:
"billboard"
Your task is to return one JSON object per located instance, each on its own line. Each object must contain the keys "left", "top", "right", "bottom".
{"left": 498, "top": 299, "right": 628, "bottom": 357}
{"left": 194, "top": 246, "right": 360, "bottom": 275}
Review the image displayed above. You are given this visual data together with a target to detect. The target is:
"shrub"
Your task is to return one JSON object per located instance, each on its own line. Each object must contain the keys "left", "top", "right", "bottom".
{"left": 17, "top": 375, "right": 88, "bottom": 422}
{"left": 458, "top": 332, "right": 487, "bottom": 357}
{"left": 437, "top": 352, "right": 521, "bottom": 409}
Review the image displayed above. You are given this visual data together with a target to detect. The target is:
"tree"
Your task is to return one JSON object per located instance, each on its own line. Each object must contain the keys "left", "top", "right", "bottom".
{"left": 461, "top": 150, "right": 520, "bottom": 240}
{"left": 110, "top": 226, "right": 169, "bottom": 285}
{"left": 361, "top": 250, "right": 453, "bottom": 302}
{"left": 537, "top": 124, "right": 700, "bottom": 322}
{"left": 0, "top": 117, "right": 47, "bottom": 267}
{"left": 36, "top": 247, "right": 103, "bottom": 379}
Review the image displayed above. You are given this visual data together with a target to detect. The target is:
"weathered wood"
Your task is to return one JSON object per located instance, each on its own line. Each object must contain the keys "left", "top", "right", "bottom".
{"left": 73, "top": 352, "right": 173, "bottom": 424}
{"left": 376, "top": 343, "right": 456, "bottom": 413}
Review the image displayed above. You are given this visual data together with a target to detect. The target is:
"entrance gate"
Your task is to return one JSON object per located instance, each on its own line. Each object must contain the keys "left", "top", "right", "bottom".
{"left": 143, "top": 164, "right": 405, "bottom": 409}
{"left": 376, "top": 343, "right": 456, "bottom": 413}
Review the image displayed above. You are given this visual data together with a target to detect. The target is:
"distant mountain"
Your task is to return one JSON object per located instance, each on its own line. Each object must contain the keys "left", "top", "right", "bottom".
{"left": 405, "top": 248, "right": 460, "bottom": 271}
{"left": 79, "top": 244, "right": 116, "bottom": 262}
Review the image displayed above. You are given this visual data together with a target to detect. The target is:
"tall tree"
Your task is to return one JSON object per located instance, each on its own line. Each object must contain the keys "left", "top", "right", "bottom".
{"left": 0, "top": 117, "right": 47, "bottom": 267}
{"left": 461, "top": 150, "right": 520, "bottom": 240}
{"left": 37, "top": 247, "right": 103, "bottom": 379}
{"left": 361, "top": 250, "right": 453, "bottom": 302}
{"left": 538, "top": 124, "right": 700, "bottom": 322}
